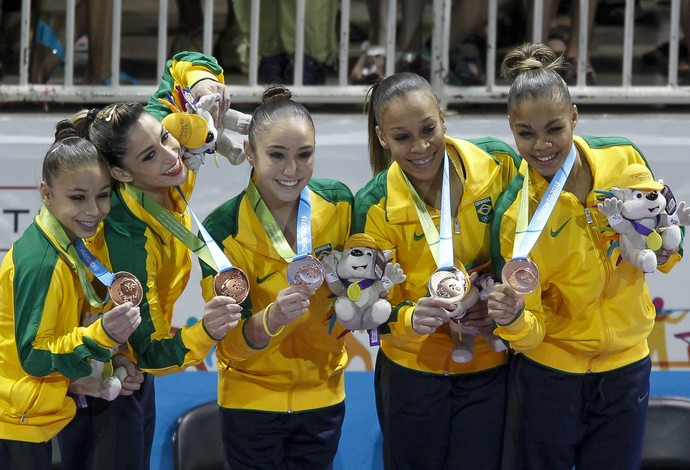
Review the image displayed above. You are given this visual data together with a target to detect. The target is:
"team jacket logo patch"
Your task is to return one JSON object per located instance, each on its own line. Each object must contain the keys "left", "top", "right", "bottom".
{"left": 474, "top": 197, "right": 493, "bottom": 224}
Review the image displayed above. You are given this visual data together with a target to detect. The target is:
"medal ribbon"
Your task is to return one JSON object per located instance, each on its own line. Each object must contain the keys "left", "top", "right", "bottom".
{"left": 38, "top": 206, "right": 106, "bottom": 308}
{"left": 174, "top": 186, "right": 234, "bottom": 273}
{"left": 402, "top": 151, "right": 455, "bottom": 268}
{"left": 513, "top": 144, "right": 577, "bottom": 259}
{"left": 124, "top": 184, "right": 222, "bottom": 272}
{"left": 74, "top": 237, "right": 116, "bottom": 287}
{"left": 246, "top": 179, "right": 313, "bottom": 262}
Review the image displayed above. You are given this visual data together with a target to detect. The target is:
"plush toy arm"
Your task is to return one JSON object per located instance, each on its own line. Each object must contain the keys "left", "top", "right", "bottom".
{"left": 672, "top": 200, "right": 690, "bottom": 226}
{"left": 321, "top": 253, "right": 345, "bottom": 295}
{"left": 68, "top": 360, "right": 122, "bottom": 401}
{"left": 216, "top": 132, "right": 247, "bottom": 165}
{"left": 597, "top": 197, "right": 628, "bottom": 229}
{"left": 597, "top": 197, "right": 623, "bottom": 218}
{"left": 382, "top": 262, "right": 406, "bottom": 287}
{"left": 476, "top": 274, "right": 495, "bottom": 301}
{"left": 223, "top": 109, "right": 252, "bottom": 135}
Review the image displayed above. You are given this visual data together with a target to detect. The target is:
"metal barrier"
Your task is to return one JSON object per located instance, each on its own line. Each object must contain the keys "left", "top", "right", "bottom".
{"left": 2, "top": 0, "right": 690, "bottom": 106}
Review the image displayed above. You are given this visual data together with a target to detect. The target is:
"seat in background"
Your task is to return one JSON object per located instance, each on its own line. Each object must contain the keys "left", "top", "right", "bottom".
{"left": 642, "top": 396, "right": 690, "bottom": 470}
{"left": 173, "top": 401, "right": 226, "bottom": 470}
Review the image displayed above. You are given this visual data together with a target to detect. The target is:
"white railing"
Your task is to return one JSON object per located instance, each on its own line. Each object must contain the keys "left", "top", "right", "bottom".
{"left": 2, "top": 0, "right": 689, "bottom": 106}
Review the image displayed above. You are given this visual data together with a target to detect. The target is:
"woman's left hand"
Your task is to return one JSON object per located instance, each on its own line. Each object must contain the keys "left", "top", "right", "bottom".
{"left": 112, "top": 354, "right": 145, "bottom": 396}
{"left": 191, "top": 79, "right": 231, "bottom": 126}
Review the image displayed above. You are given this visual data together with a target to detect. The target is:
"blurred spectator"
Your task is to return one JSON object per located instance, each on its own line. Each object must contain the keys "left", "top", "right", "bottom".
{"left": 350, "top": 0, "right": 428, "bottom": 83}
{"left": 232, "top": 0, "right": 339, "bottom": 85}
{"left": 349, "top": 0, "right": 519, "bottom": 85}
{"left": 0, "top": 0, "right": 22, "bottom": 80}
{"left": 529, "top": 0, "right": 599, "bottom": 84}
{"left": 29, "top": 0, "right": 138, "bottom": 85}
{"left": 169, "top": 1, "right": 247, "bottom": 75}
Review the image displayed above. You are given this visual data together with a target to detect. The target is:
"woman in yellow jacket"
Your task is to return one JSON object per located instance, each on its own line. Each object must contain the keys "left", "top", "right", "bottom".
{"left": 0, "top": 121, "right": 141, "bottom": 469}
{"left": 200, "top": 85, "right": 352, "bottom": 469}
{"left": 353, "top": 72, "right": 520, "bottom": 469}
{"left": 59, "top": 52, "right": 241, "bottom": 470}
{"left": 488, "top": 43, "right": 683, "bottom": 470}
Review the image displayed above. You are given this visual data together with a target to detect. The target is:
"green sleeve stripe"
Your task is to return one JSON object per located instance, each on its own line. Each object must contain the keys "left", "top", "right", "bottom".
{"left": 13, "top": 226, "right": 112, "bottom": 378}
{"left": 467, "top": 136, "right": 521, "bottom": 169}
{"left": 489, "top": 174, "right": 523, "bottom": 274}
{"left": 104, "top": 193, "right": 193, "bottom": 370}
{"left": 352, "top": 171, "right": 388, "bottom": 234}
{"left": 308, "top": 179, "right": 354, "bottom": 205}
{"left": 145, "top": 51, "right": 224, "bottom": 121}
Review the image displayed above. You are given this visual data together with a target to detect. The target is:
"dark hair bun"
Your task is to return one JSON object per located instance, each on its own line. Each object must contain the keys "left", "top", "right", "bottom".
{"left": 262, "top": 85, "right": 292, "bottom": 105}
{"left": 500, "top": 43, "right": 563, "bottom": 81}
{"left": 54, "top": 119, "right": 79, "bottom": 142}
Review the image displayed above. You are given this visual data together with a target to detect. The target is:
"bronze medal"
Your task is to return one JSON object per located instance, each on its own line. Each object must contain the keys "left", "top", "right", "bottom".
{"left": 428, "top": 267, "right": 470, "bottom": 303}
{"left": 286, "top": 255, "right": 325, "bottom": 290}
{"left": 214, "top": 268, "right": 250, "bottom": 303}
{"left": 109, "top": 271, "right": 144, "bottom": 307}
{"left": 501, "top": 258, "right": 539, "bottom": 295}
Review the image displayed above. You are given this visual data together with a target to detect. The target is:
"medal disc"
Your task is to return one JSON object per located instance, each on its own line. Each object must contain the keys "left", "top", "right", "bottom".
{"left": 287, "top": 256, "right": 325, "bottom": 290}
{"left": 347, "top": 283, "right": 362, "bottom": 301}
{"left": 109, "top": 271, "right": 144, "bottom": 307}
{"left": 214, "top": 268, "right": 250, "bottom": 303}
{"left": 428, "top": 267, "right": 469, "bottom": 303}
{"left": 501, "top": 258, "right": 539, "bottom": 295}
{"left": 646, "top": 231, "right": 662, "bottom": 251}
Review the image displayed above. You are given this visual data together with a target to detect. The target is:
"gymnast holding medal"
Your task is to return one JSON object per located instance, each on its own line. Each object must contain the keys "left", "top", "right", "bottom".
{"left": 354, "top": 72, "right": 520, "bottom": 469}
{"left": 60, "top": 52, "right": 242, "bottom": 470}
{"left": 199, "top": 86, "right": 352, "bottom": 469}
{"left": 487, "top": 43, "right": 683, "bottom": 469}
{"left": 0, "top": 121, "right": 141, "bottom": 468}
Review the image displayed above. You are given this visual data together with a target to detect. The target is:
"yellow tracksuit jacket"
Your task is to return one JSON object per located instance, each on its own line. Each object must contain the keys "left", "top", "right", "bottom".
{"left": 200, "top": 179, "right": 353, "bottom": 412}
{"left": 0, "top": 214, "right": 119, "bottom": 442}
{"left": 353, "top": 135, "right": 520, "bottom": 375}
{"left": 490, "top": 135, "right": 683, "bottom": 373}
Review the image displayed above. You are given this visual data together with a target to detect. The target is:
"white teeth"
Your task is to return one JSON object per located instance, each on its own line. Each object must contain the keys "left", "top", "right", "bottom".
{"left": 78, "top": 221, "right": 97, "bottom": 229}
{"left": 410, "top": 155, "right": 434, "bottom": 167}
{"left": 277, "top": 179, "right": 299, "bottom": 187}
{"left": 164, "top": 159, "right": 180, "bottom": 175}
{"left": 536, "top": 153, "right": 557, "bottom": 162}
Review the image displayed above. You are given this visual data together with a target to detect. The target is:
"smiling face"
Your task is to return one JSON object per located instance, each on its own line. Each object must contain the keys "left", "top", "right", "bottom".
{"left": 375, "top": 90, "right": 446, "bottom": 187}
{"left": 245, "top": 116, "right": 315, "bottom": 210}
{"left": 41, "top": 163, "right": 111, "bottom": 241}
{"left": 111, "top": 113, "right": 186, "bottom": 200}
{"left": 509, "top": 97, "right": 578, "bottom": 181}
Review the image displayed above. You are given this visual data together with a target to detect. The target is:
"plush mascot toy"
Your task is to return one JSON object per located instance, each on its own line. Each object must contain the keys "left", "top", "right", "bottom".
{"left": 321, "top": 233, "right": 406, "bottom": 331}
{"left": 448, "top": 274, "right": 507, "bottom": 363}
{"left": 158, "top": 86, "right": 251, "bottom": 172}
{"left": 68, "top": 313, "right": 128, "bottom": 401}
{"left": 597, "top": 163, "right": 690, "bottom": 273}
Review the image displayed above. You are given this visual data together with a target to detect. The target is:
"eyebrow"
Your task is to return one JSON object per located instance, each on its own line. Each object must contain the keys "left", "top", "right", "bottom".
{"left": 266, "top": 144, "right": 314, "bottom": 150}
{"left": 389, "top": 116, "right": 436, "bottom": 131}
{"left": 135, "top": 124, "right": 166, "bottom": 160}
{"left": 68, "top": 184, "right": 111, "bottom": 192}
{"left": 515, "top": 118, "right": 563, "bottom": 129}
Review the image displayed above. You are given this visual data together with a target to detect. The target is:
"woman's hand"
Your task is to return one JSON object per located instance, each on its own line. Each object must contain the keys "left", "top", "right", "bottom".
{"left": 203, "top": 296, "right": 243, "bottom": 340}
{"left": 265, "top": 285, "right": 314, "bottom": 331}
{"left": 487, "top": 283, "right": 525, "bottom": 326}
{"left": 102, "top": 302, "right": 141, "bottom": 344}
{"left": 190, "top": 79, "right": 231, "bottom": 126}
{"left": 112, "top": 354, "right": 145, "bottom": 396}
{"left": 411, "top": 296, "right": 456, "bottom": 335}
